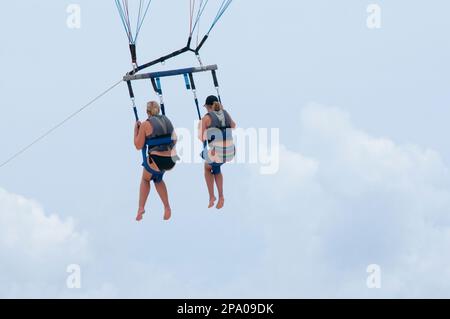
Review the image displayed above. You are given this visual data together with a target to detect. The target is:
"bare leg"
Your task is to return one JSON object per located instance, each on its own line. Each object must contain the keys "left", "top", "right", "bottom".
{"left": 214, "top": 173, "right": 225, "bottom": 209}
{"left": 137, "top": 170, "right": 152, "bottom": 221}
{"left": 204, "top": 164, "right": 216, "bottom": 208}
{"left": 154, "top": 181, "right": 172, "bottom": 221}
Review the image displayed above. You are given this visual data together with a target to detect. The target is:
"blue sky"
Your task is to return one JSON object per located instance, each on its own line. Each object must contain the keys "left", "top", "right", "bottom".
{"left": 1, "top": 0, "right": 450, "bottom": 298}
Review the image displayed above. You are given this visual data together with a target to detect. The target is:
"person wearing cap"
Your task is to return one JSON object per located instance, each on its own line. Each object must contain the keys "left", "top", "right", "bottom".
{"left": 198, "top": 95, "right": 237, "bottom": 209}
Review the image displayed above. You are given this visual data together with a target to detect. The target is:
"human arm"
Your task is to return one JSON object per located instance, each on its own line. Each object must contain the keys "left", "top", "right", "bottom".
{"left": 230, "top": 118, "right": 237, "bottom": 129}
{"left": 171, "top": 130, "right": 178, "bottom": 146}
{"left": 134, "top": 121, "right": 152, "bottom": 150}
{"left": 198, "top": 116, "right": 211, "bottom": 142}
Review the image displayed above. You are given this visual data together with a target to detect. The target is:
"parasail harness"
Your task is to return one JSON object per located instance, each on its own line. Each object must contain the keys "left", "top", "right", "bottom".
{"left": 115, "top": 0, "right": 234, "bottom": 181}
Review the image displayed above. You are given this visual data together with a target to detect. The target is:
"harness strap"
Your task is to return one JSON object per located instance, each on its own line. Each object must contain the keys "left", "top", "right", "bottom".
{"left": 188, "top": 73, "right": 202, "bottom": 121}
{"left": 211, "top": 70, "right": 221, "bottom": 103}
{"left": 150, "top": 77, "right": 165, "bottom": 115}
{"left": 210, "top": 163, "right": 223, "bottom": 175}
{"left": 142, "top": 152, "right": 165, "bottom": 183}
{"left": 145, "top": 135, "right": 173, "bottom": 147}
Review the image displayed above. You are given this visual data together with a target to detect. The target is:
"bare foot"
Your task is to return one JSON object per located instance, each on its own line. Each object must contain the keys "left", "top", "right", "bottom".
{"left": 208, "top": 196, "right": 217, "bottom": 208}
{"left": 136, "top": 209, "right": 145, "bottom": 222}
{"left": 163, "top": 207, "right": 172, "bottom": 221}
{"left": 216, "top": 197, "right": 225, "bottom": 209}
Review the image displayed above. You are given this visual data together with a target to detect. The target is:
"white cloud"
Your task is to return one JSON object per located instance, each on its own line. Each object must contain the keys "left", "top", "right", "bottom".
{"left": 240, "top": 103, "right": 450, "bottom": 298}
{"left": 0, "top": 188, "right": 202, "bottom": 298}
{"left": 0, "top": 188, "right": 90, "bottom": 298}
{"left": 2, "top": 102, "right": 450, "bottom": 298}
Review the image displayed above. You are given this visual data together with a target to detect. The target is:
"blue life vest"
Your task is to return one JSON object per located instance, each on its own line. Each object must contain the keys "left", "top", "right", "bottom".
{"left": 202, "top": 110, "right": 235, "bottom": 175}
{"left": 146, "top": 115, "right": 175, "bottom": 153}
{"left": 142, "top": 115, "right": 175, "bottom": 183}
{"left": 206, "top": 110, "right": 233, "bottom": 144}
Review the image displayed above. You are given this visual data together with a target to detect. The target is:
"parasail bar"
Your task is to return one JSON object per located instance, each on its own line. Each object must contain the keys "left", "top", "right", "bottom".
{"left": 124, "top": 65, "right": 218, "bottom": 82}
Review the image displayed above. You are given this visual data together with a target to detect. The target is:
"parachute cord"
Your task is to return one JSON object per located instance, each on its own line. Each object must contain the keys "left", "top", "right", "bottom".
{"left": 136, "top": 0, "right": 143, "bottom": 37}
{"left": 123, "top": 0, "right": 133, "bottom": 42}
{"left": 135, "top": 0, "right": 153, "bottom": 43}
{"left": 0, "top": 79, "right": 123, "bottom": 170}
{"left": 196, "top": 1, "right": 203, "bottom": 47}
{"left": 136, "top": 1, "right": 143, "bottom": 41}
{"left": 115, "top": 0, "right": 133, "bottom": 43}
{"left": 115, "top": 0, "right": 152, "bottom": 44}
{"left": 191, "top": 0, "right": 210, "bottom": 37}
{"left": 207, "top": 0, "right": 233, "bottom": 35}
{"left": 189, "top": 0, "right": 196, "bottom": 35}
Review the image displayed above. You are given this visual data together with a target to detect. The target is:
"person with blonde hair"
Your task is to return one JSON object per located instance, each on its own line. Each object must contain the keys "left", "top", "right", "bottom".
{"left": 134, "top": 101, "right": 178, "bottom": 221}
{"left": 199, "top": 95, "right": 236, "bottom": 209}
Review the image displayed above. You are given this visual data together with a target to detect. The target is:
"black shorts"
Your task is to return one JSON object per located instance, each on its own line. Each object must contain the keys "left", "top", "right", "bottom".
{"left": 148, "top": 154, "right": 178, "bottom": 171}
